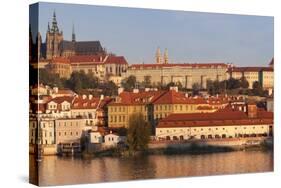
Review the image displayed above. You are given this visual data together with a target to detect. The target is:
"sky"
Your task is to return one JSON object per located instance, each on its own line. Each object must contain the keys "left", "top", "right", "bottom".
{"left": 33, "top": 2, "right": 273, "bottom": 66}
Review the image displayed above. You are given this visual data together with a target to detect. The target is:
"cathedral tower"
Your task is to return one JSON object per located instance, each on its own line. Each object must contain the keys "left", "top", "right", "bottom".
{"left": 46, "top": 11, "right": 64, "bottom": 59}
{"left": 72, "top": 23, "right": 76, "bottom": 42}
{"left": 163, "top": 48, "right": 168, "bottom": 64}
{"left": 156, "top": 47, "right": 162, "bottom": 64}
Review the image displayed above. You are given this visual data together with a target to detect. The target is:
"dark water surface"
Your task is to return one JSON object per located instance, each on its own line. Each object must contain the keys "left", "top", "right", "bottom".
{"left": 30, "top": 150, "right": 273, "bottom": 186}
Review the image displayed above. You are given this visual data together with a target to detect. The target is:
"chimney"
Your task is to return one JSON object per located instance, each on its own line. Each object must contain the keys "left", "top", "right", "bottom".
{"left": 169, "top": 86, "right": 178, "bottom": 92}
{"left": 133, "top": 89, "right": 139, "bottom": 93}
{"left": 118, "top": 87, "right": 124, "bottom": 95}
{"left": 88, "top": 94, "right": 93, "bottom": 100}
{"left": 53, "top": 87, "right": 58, "bottom": 94}
{"left": 82, "top": 95, "right": 87, "bottom": 99}
{"left": 100, "top": 94, "right": 104, "bottom": 100}
{"left": 247, "top": 102, "right": 257, "bottom": 118}
{"left": 99, "top": 56, "right": 103, "bottom": 62}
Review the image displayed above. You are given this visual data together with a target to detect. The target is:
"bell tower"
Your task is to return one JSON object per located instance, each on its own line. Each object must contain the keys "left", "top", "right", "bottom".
{"left": 163, "top": 48, "right": 168, "bottom": 64}
{"left": 46, "top": 11, "right": 63, "bottom": 59}
{"left": 156, "top": 47, "right": 162, "bottom": 64}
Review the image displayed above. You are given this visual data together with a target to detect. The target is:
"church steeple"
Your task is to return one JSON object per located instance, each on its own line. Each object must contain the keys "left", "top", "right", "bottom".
{"left": 156, "top": 47, "right": 162, "bottom": 64}
{"left": 164, "top": 48, "right": 168, "bottom": 64}
{"left": 47, "top": 22, "right": 50, "bottom": 33}
{"left": 51, "top": 10, "right": 59, "bottom": 33}
{"left": 72, "top": 23, "right": 76, "bottom": 42}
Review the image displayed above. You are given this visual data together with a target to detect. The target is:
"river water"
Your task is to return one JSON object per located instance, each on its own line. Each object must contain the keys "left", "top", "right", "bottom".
{"left": 30, "top": 150, "right": 273, "bottom": 186}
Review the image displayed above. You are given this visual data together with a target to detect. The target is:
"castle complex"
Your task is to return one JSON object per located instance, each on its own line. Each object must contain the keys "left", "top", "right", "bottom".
{"left": 30, "top": 11, "right": 274, "bottom": 91}
{"left": 38, "top": 11, "right": 105, "bottom": 60}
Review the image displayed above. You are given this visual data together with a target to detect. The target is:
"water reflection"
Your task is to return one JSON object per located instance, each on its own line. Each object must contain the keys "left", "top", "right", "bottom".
{"left": 30, "top": 150, "right": 273, "bottom": 186}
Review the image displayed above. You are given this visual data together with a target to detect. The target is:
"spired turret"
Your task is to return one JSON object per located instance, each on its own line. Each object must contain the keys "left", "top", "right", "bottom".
{"left": 164, "top": 48, "right": 168, "bottom": 64}
{"left": 51, "top": 10, "right": 59, "bottom": 33}
{"left": 46, "top": 10, "right": 64, "bottom": 59}
{"left": 156, "top": 47, "right": 162, "bottom": 64}
{"left": 72, "top": 23, "right": 76, "bottom": 42}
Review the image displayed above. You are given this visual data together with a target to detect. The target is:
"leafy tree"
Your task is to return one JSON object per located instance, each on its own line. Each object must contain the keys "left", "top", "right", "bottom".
{"left": 127, "top": 113, "right": 151, "bottom": 154}
{"left": 38, "top": 69, "right": 63, "bottom": 88}
{"left": 252, "top": 81, "right": 263, "bottom": 96}
{"left": 143, "top": 75, "right": 152, "bottom": 88}
{"left": 100, "top": 81, "right": 118, "bottom": 96}
{"left": 226, "top": 78, "right": 241, "bottom": 90}
{"left": 65, "top": 71, "right": 99, "bottom": 93}
{"left": 240, "top": 76, "right": 249, "bottom": 89}
{"left": 192, "top": 83, "right": 200, "bottom": 95}
{"left": 121, "top": 75, "right": 137, "bottom": 91}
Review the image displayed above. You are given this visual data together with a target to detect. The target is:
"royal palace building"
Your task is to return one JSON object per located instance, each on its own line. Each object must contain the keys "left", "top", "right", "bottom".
{"left": 124, "top": 48, "right": 229, "bottom": 89}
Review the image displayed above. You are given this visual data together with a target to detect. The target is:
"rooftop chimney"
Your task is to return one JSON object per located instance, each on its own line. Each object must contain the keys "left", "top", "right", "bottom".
{"left": 133, "top": 89, "right": 139, "bottom": 93}
{"left": 100, "top": 94, "right": 104, "bottom": 100}
{"left": 53, "top": 87, "right": 58, "bottom": 94}
{"left": 145, "top": 88, "right": 150, "bottom": 92}
{"left": 82, "top": 95, "right": 87, "bottom": 99}
{"left": 88, "top": 94, "right": 93, "bottom": 100}
{"left": 247, "top": 103, "right": 257, "bottom": 118}
{"left": 169, "top": 86, "right": 178, "bottom": 92}
{"left": 118, "top": 87, "right": 124, "bottom": 95}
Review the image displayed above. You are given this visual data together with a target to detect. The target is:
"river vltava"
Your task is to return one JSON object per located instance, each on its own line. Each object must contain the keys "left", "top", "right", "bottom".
{"left": 30, "top": 150, "right": 273, "bottom": 186}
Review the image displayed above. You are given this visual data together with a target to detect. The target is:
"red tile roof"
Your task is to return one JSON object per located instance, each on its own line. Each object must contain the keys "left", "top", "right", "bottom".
{"left": 51, "top": 57, "right": 70, "bottom": 64}
{"left": 130, "top": 63, "right": 228, "bottom": 69}
{"left": 157, "top": 111, "right": 273, "bottom": 128}
{"left": 69, "top": 55, "right": 106, "bottom": 64}
{"left": 151, "top": 90, "right": 207, "bottom": 104}
{"left": 69, "top": 55, "right": 128, "bottom": 66}
{"left": 229, "top": 66, "right": 273, "bottom": 72}
{"left": 72, "top": 96, "right": 100, "bottom": 109}
{"left": 109, "top": 91, "right": 166, "bottom": 106}
{"left": 48, "top": 96, "right": 74, "bottom": 104}
{"left": 104, "top": 55, "right": 128, "bottom": 65}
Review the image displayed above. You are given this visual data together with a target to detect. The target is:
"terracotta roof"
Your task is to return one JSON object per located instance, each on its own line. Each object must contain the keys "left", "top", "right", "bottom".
{"left": 51, "top": 57, "right": 70, "bottom": 64}
{"left": 72, "top": 96, "right": 100, "bottom": 109}
{"left": 130, "top": 63, "right": 228, "bottom": 69}
{"left": 229, "top": 66, "right": 273, "bottom": 72}
{"left": 104, "top": 55, "right": 128, "bottom": 65}
{"left": 109, "top": 91, "right": 166, "bottom": 106}
{"left": 157, "top": 111, "right": 273, "bottom": 128}
{"left": 69, "top": 55, "right": 106, "bottom": 63}
{"left": 48, "top": 96, "right": 74, "bottom": 104}
{"left": 151, "top": 90, "right": 208, "bottom": 104}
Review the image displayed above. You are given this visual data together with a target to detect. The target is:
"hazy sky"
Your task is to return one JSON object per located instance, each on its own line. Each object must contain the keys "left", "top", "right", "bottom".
{"left": 35, "top": 2, "right": 273, "bottom": 66}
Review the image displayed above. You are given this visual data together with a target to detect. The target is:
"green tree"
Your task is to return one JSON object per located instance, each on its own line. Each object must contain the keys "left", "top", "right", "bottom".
{"left": 127, "top": 113, "right": 151, "bottom": 154}
{"left": 101, "top": 81, "right": 118, "bottom": 96}
{"left": 226, "top": 78, "right": 241, "bottom": 90}
{"left": 252, "top": 81, "right": 263, "bottom": 96}
{"left": 143, "top": 75, "right": 152, "bottom": 88}
{"left": 192, "top": 83, "right": 200, "bottom": 95}
{"left": 240, "top": 76, "right": 249, "bottom": 89}
{"left": 121, "top": 75, "right": 137, "bottom": 91}
{"left": 38, "top": 69, "right": 63, "bottom": 88}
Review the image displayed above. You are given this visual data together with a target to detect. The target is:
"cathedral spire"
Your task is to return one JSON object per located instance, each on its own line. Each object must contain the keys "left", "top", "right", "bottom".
{"left": 72, "top": 23, "right": 76, "bottom": 42}
{"left": 164, "top": 48, "right": 168, "bottom": 64}
{"left": 51, "top": 10, "right": 59, "bottom": 33}
{"left": 156, "top": 47, "right": 162, "bottom": 64}
{"left": 47, "top": 22, "right": 50, "bottom": 32}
